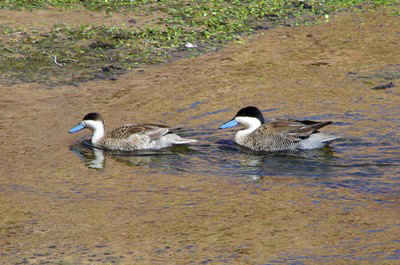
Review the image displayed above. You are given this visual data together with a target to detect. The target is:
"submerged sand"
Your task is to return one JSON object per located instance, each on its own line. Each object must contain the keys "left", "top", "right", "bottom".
{"left": 1, "top": 8, "right": 399, "bottom": 265}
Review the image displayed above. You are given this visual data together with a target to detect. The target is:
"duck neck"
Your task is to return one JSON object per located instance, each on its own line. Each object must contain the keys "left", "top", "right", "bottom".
{"left": 87, "top": 120, "right": 105, "bottom": 144}
{"left": 234, "top": 117, "right": 261, "bottom": 143}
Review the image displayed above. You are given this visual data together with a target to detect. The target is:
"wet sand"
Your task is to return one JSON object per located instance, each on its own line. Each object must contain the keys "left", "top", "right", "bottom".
{"left": 1, "top": 8, "right": 400, "bottom": 265}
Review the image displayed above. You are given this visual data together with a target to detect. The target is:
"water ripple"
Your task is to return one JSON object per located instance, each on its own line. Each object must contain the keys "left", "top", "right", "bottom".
{"left": 70, "top": 108, "right": 400, "bottom": 196}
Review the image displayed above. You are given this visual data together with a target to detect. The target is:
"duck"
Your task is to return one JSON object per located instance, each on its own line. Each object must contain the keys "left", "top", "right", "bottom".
{"left": 69, "top": 112, "right": 197, "bottom": 151}
{"left": 219, "top": 106, "right": 338, "bottom": 152}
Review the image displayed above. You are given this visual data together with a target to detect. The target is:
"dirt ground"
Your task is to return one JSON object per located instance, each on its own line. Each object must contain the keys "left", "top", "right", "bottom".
{"left": 0, "top": 8, "right": 154, "bottom": 30}
{"left": 1, "top": 7, "right": 400, "bottom": 265}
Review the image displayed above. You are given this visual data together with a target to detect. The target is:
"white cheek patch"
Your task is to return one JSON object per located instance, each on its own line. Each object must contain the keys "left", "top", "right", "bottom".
{"left": 85, "top": 120, "right": 103, "bottom": 130}
{"left": 235, "top": 117, "right": 261, "bottom": 131}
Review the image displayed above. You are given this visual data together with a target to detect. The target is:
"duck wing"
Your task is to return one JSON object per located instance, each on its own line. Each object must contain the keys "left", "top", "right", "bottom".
{"left": 267, "top": 119, "right": 332, "bottom": 139}
{"left": 244, "top": 119, "right": 334, "bottom": 151}
{"left": 109, "top": 124, "right": 170, "bottom": 140}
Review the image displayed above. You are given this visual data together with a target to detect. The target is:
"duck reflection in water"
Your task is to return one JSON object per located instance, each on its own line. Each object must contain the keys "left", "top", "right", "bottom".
{"left": 216, "top": 138, "right": 338, "bottom": 180}
{"left": 69, "top": 140, "right": 192, "bottom": 170}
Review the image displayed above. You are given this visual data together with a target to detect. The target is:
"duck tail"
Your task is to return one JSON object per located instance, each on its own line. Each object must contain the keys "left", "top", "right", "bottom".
{"left": 318, "top": 133, "right": 339, "bottom": 143}
{"left": 165, "top": 134, "right": 197, "bottom": 144}
{"left": 299, "top": 133, "right": 339, "bottom": 150}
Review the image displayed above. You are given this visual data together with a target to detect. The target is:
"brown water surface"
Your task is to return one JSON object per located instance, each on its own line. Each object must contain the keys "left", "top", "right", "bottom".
{"left": 1, "top": 8, "right": 400, "bottom": 265}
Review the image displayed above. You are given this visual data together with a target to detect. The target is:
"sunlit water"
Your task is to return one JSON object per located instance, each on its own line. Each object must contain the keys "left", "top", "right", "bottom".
{"left": 70, "top": 105, "right": 400, "bottom": 197}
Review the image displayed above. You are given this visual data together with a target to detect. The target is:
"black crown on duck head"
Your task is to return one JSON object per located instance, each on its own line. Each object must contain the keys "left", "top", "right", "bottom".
{"left": 235, "top": 106, "right": 265, "bottom": 124}
{"left": 83, "top": 112, "right": 103, "bottom": 122}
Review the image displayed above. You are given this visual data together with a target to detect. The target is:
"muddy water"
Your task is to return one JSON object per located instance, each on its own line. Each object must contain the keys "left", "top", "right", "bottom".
{"left": 1, "top": 8, "right": 400, "bottom": 265}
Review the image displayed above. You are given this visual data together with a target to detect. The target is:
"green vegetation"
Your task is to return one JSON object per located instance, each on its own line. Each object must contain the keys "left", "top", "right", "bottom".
{"left": 0, "top": 0, "right": 398, "bottom": 86}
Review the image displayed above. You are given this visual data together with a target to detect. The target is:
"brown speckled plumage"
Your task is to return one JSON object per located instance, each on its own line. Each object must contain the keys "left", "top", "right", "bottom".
{"left": 109, "top": 124, "right": 169, "bottom": 139}
{"left": 238, "top": 119, "right": 332, "bottom": 151}
{"left": 99, "top": 124, "right": 174, "bottom": 151}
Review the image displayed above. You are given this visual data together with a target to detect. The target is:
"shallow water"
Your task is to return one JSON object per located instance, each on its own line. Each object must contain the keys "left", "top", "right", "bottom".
{"left": 71, "top": 105, "right": 400, "bottom": 198}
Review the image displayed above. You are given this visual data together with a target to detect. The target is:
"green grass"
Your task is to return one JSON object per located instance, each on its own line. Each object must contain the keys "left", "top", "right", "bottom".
{"left": 0, "top": 0, "right": 398, "bottom": 86}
